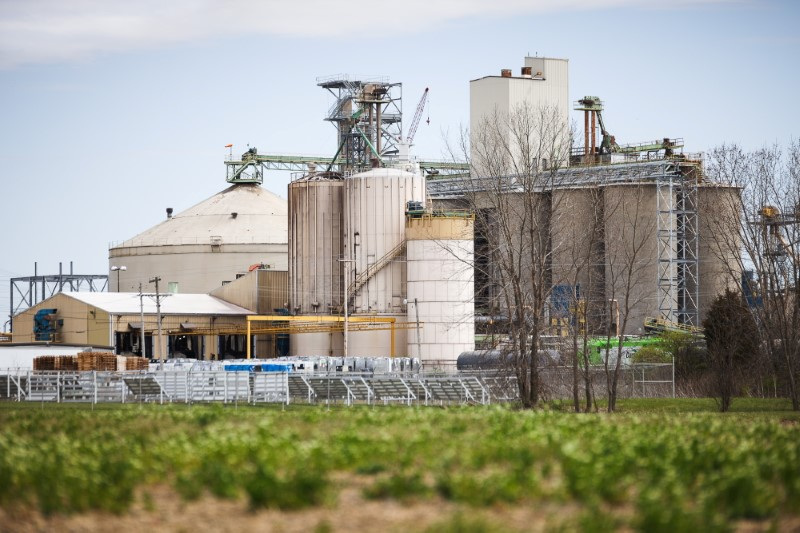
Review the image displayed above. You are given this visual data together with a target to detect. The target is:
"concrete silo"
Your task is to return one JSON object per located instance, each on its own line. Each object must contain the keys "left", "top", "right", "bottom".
{"left": 109, "top": 182, "right": 288, "bottom": 295}
{"left": 602, "top": 183, "right": 659, "bottom": 335}
{"left": 550, "top": 188, "right": 606, "bottom": 332}
{"left": 696, "top": 183, "right": 742, "bottom": 320}
{"left": 343, "top": 168, "right": 426, "bottom": 356}
{"left": 406, "top": 213, "right": 475, "bottom": 364}
{"left": 288, "top": 172, "right": 345, "bottom": 356}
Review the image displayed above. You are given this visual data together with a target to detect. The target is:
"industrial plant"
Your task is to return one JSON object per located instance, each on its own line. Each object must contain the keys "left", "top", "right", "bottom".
{"left": 2, "top": 55, "right": 743, "bottom": 379}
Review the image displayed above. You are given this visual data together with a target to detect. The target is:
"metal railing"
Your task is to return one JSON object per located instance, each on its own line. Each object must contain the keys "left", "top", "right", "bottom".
{"left": 0, "top": 364, "right": 675, "bottom": 406}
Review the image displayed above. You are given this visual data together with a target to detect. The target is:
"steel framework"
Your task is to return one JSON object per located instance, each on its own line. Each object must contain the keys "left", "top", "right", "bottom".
{"left": 10, "top": 262, "right": 107, "bottom": 325}
{"left": 224, "top": 150, "right": 469, "bottom": 184}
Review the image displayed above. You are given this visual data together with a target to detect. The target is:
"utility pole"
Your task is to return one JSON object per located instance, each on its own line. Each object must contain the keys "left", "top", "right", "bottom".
{"left": 414, "top": 297, "right": 422, "bottom": 359}
{"left": 138, "top": 283, "right": 146, "bottom": 360}
{"left": 338, "top": 258, "right": 355, "bottom": 360}
{"left": 149, "top": 277, "right": 165, "bottom": 369}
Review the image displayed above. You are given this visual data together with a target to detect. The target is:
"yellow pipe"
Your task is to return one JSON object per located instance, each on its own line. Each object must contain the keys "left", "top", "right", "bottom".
{"left": 246, "top": 320, "right": 251, "bottom": 359}
{"left": 245, "top": 315, "right": 400, "bottom": 357}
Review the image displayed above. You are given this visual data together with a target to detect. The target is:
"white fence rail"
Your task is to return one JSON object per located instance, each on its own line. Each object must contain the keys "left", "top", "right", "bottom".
{"left": 0, "top": 364, "right": 674, "bottom": 406}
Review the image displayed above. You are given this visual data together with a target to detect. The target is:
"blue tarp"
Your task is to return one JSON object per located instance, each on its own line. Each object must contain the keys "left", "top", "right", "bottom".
{"left": 224, "top": 363, "right": 293, "bottom": 373}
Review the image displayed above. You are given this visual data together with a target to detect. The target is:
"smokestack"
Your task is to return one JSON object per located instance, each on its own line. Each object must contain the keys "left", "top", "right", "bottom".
{"left": 500, "top": 69, "right": 512, "bottom": 78}
{"left": 166, "top": 207, "right": 173, "bottom": 219}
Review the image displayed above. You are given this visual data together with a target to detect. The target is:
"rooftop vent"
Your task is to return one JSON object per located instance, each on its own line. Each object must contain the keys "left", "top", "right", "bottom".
{"left": 166, "top": 207, "right": 173, "bottom": 219}
{"left": 501, "top": 69, "right": 512, "bottom": 78}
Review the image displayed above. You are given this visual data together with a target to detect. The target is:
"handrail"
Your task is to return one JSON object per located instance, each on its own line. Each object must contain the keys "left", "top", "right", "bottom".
{"left": 348, "top": 240, "right": 406, "bottom": 297}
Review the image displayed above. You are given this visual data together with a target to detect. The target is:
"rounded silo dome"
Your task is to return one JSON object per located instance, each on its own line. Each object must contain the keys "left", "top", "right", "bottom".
{"left": 109, "top": 182, "right": 288, "bottom": 294}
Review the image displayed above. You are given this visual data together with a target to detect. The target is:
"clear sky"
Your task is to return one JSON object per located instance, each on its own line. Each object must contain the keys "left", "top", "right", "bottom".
{"left": 1, "top": 0, "right": 798, "bottom": 327}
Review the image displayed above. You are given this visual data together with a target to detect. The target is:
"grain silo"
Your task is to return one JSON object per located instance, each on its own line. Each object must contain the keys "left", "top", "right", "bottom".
{"left": 343, "top": 168, "right": 425, "bottom": 356}
{"left": 696, "top": 183, "right": 742, "bottom": 320}
{"left": 406, "top": 212, "right": 475, "bottom": 363}
{"left": 109, "top": 182, "right": 288, "bottom": 295}
{"left": 288, "top": 172, "right": 345, "bottom": 356}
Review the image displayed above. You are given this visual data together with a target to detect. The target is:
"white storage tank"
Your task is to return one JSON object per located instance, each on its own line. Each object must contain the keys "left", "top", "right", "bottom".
{"left": 343, "top": 168, "right": 425, "bottom": 356}
{"left": 406, "top": 212, "right": 475, "bottom": 364}
{"left": 288, "top": 173, "right": 345, "bottom": 356}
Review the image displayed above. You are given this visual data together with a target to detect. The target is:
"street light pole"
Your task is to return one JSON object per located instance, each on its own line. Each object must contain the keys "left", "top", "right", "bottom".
{"left": 139, "top": 283, "right": 146, "bottom": 360}
{"left": 110, "top": 265, "right": 127, "bottom": 292}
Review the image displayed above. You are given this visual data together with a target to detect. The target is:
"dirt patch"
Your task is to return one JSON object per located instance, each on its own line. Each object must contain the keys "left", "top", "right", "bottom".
{"left": 0, "top": 481, "right": 566, "bottom": 533}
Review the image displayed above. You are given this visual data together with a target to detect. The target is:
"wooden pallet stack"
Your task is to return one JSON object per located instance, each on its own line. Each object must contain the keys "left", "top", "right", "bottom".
{"left": 33, "top": 356, "right": 55, "bottom": 370}
{"left": 53, "top": 355, "right": 78, "bottom": 371}
{"left": 77, "top": 351, "right": 117, "bottom": 371}
{"left": 125, "top": 357, "right": 150, "bottom": 371}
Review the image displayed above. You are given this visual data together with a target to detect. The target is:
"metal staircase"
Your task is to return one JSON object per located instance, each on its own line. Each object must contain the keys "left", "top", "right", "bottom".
{"left": 348, "top": 240, "right": 406, "bottom": 299}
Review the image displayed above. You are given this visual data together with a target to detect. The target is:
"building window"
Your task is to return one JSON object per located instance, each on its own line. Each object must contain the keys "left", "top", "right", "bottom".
{"left": 168, "top": 282, "right": 179, "bottom": 294}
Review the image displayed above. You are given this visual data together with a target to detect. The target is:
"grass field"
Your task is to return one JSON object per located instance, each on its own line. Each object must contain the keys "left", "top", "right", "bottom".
{"left": 0, "top": 399, "right": 798, "bottom": 532}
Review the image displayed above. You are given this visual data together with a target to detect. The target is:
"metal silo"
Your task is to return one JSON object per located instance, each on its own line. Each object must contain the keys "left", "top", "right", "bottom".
{"left": 406, "top": 212, "right": 475, "bottom": 365}
{"left": 343, "top": 168, "right": 425, "bottom": 356}
{"left": 288, "top": 172, "right": 345, "bottom": 356}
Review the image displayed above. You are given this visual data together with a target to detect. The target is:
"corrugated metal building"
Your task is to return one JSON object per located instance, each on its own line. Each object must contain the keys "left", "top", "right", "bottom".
{"left": 11, "top": 292, "right": 253, "bottom": 360}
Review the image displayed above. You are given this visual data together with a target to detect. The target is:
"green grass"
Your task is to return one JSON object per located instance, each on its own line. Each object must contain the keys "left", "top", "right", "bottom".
{"left": 0, "top": 399, "right": 798, "bottom": 531}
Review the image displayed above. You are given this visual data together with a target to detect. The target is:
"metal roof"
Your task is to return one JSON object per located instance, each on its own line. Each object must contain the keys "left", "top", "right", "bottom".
{"left": 113, "top": 183, "right": 287, "bottom": 248}
{"left": 61, "top": 292, "right": 254, "bottom": 315}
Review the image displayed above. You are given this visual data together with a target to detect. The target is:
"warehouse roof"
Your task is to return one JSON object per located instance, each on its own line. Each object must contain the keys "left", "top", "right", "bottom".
{"left": 60, "top": 292, "right": 254, "bottom": 315}
{"left": 112, "top": 183, "right": 287, "bottom": 248}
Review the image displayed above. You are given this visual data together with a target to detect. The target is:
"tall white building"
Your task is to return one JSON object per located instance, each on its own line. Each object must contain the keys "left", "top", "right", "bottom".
{"left": 470, "top": 56, "right": 570, "bottom": 171}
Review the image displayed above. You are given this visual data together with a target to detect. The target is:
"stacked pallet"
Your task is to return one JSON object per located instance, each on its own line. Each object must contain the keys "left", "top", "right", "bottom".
{"left": 33, "top": 355, "right": 79, "bottom": 370}
{"left": 125, "top": 357, "right": 150, "bottom": 371}
{"left": 53, "top": 355, "right": 78, "bottom": 371}
{"left": 77, "top": 351, "right": 117, "bottom": 371}
{"left": 33, "top": 356, "right": 55, "bottom": 370}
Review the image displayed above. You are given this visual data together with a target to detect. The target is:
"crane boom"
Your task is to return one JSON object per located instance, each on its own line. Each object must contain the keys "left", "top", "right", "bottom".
{"left": 406, "top": 87, "right": 429, "bottom": 145}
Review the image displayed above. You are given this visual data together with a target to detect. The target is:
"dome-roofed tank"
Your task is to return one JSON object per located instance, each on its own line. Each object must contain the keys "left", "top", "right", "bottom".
{"left": 109, "top": 182, "right": 288, "bottom": 295}
{"left": 343, "top": 167, "right": 425, "bottom": 357}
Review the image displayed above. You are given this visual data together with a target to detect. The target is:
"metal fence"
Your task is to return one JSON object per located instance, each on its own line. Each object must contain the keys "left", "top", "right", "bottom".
{"left": 0, "top": 364, "right": 673, "bottom": 407}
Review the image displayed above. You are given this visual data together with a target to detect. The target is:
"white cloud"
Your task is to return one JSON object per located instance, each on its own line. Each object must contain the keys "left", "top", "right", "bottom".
{"left": 0, "top": 0, "right": 734, "bottom": 69}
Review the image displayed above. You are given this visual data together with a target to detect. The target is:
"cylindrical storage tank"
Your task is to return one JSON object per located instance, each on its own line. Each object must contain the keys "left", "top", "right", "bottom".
{"left": 288, "top": 173, "right": 345, "bottom": 356}
{"left": 343, "top": 168, "right": 425, "bottom": 356}
{"left": 406, "top": 213, "right": 475, "bottom": 365}
{"left": 603, "top": 184, "right": 659, "bottom": 334}
{"left": 696, "top": 184, "right": 742, "bottom": 322}
{"left": 550, "top": 188, "right": 606, "bottom": 333}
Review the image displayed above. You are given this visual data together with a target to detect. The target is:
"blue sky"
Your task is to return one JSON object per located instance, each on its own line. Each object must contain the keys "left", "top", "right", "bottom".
{"left": 1, "top": 0, "right": 798, "bottom": 326}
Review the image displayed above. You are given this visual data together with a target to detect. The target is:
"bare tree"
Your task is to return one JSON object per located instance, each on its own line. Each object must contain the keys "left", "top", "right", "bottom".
{"left": 602, "top": 183, "right": 656, "bottom": 412}
{"left": 705, "top": 142, "right": 800, "bottom": 410}
{"left": 555, "top": 187, "right": 607, "bottom": 412}
{"left": 453, "top": 102, "right": 572, "bottom": 408}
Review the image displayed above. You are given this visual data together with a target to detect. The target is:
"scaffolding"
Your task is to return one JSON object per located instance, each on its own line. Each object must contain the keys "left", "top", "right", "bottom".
{"left": 318, "top": 75, "right": 402, "bottom": 171}
{"left": 656, "top": 165, "right": 700, "bottom": 326}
